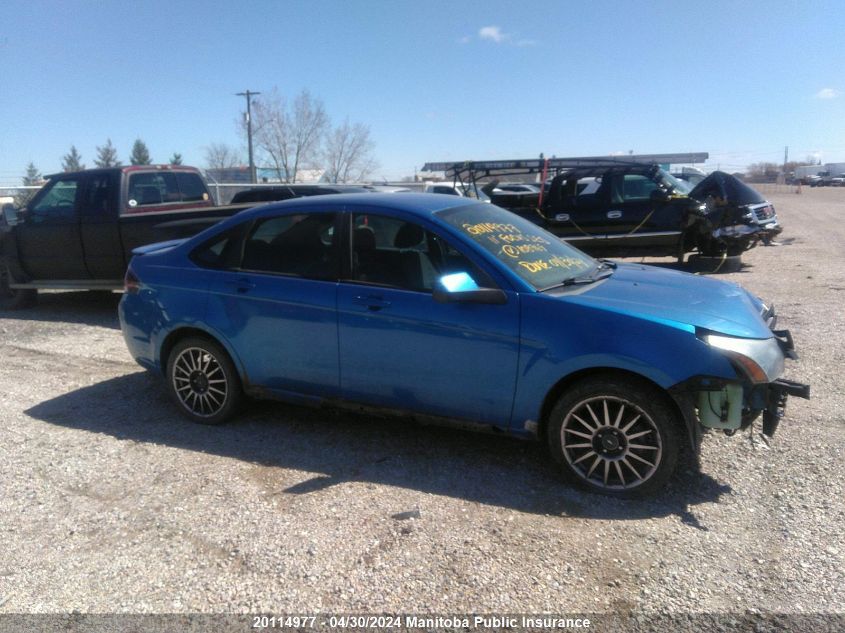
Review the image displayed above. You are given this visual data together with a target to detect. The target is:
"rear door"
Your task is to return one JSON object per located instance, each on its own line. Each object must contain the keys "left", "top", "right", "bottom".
{"left": 547, "top": 174, "right": 614, "bottom": 247}
{"left": 16, "top": 175, "right": 89, "bottom": 279}
{"left": 79, "top": 170, "right": 125, "bottom": 279}
{"left": 203, "top": 209, "right": 341, "bottom": 398}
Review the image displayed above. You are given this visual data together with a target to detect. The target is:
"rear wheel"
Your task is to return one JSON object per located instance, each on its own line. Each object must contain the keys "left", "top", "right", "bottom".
{"left": 0, "top": 264, "right": 37, "bottom": 310}
{"left": 547, "top": 376, "right": 681, "bottom": 497}
{"left": 166, "top": 337, "right": 242, "bottom": 425}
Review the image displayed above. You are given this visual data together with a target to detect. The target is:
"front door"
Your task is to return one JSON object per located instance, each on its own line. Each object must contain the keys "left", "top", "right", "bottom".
{"left": 603, "top": 173, "right": 680, "bottom": 250}
{"left": 16, "top": 175, "right": 89, "bottom": 280}
{"left": 337, "top": 211, "right": 520, "bottom": 427}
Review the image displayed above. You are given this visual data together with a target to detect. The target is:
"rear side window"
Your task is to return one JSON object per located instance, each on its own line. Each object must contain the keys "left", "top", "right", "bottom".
{"left": 241, "top": 212, "right": 338, "bottom": 280}
{"left": 190, "top": 224, "right": 247, "bottom": 270}
{"left": 81, "top": 174, "right": 114, "bottom": 216}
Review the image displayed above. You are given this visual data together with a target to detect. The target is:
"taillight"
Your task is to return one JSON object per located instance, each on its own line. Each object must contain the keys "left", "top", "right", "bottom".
{"left": 124, "top": 266, "right": 140, "bottom": 294}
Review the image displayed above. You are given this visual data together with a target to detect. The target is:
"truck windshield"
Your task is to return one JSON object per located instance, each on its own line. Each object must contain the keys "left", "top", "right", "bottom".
{"left": 436, "top": 203, "right": 596, "bottom": 291}
{"left": 658, "top": 169, "right": 693, "bottom": 195}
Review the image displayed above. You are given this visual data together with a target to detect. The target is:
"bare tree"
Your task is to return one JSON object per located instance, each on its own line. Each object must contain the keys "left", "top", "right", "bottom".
{"left": 203, "top": 143, "right": 241, "bottom": 171}
{"left": 322, "top": 119, "right": 378, "bottom": 183}
{"left": 251, "top": 88, "right": 328, "bottom": 183}
{"left": 745, "top": 161, "right": 781, "bottom": 183}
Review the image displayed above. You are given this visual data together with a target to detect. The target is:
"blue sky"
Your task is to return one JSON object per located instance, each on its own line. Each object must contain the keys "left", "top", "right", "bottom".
{"left": 1, "top": 0, "right": 844, "bottom": 184}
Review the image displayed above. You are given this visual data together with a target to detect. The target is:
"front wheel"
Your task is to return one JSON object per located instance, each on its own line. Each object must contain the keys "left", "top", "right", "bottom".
{"left": 547, "top": 376, "right": 682, "bottom": 497}
{"left": 166, "top": 337, "right": 242, "bottom": 425}
{"left": 0, "top": 264, "right": 37, "bottom": 310}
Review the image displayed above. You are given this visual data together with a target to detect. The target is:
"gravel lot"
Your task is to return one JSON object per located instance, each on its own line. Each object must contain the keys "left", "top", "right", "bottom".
{"left": 0, "top": 187, "right": 843, "bottom": 623}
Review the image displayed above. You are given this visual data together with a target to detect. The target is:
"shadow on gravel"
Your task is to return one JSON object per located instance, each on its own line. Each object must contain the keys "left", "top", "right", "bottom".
{"left": 0, "top": 291, "right": 121, "bottom": 329}
{"left": 26, "top": 372, "right": 731, "bottom": 524}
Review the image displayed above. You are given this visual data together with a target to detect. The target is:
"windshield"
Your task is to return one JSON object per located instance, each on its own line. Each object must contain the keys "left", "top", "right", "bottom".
{"left": 436, "top": 203, "right": 597, "bottom": 291}
{"left": 657, "top": 169, "right": 693, "bottom": 195}
{"left": 460, "top": 182, "right": 490, "bottom": 202}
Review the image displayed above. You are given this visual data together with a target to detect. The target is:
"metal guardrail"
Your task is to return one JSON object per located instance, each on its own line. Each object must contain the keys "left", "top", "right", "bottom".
{"left": 0, "top": 185, "right": 41, "bottom": 197}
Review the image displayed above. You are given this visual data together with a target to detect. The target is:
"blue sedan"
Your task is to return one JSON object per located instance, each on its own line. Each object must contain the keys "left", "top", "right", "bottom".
{"left": 119, "top": 193, "right": 808, "bottom": 496}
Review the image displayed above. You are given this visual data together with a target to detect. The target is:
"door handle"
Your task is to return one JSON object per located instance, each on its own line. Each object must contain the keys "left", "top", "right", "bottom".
{"left": 226, "top": 278, "right": 256, "bottom": 293}
{"left": 607, "top": 210, "right": 622, "bottom": 219}
{"left": 352, "top": 294, "right": 391, "bottom": 311}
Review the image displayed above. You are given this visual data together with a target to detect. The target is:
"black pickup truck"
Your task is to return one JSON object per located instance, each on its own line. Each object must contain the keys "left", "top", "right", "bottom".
{"left": 489, "top": 165, "right": 782, "bottom": 260}
{"left": 0, "top": 165, "right": 250, "bottom": 309}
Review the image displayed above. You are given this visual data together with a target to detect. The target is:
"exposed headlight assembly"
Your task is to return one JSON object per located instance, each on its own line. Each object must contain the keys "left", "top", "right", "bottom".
{"left": 705, "top": 334, "right": 784, "bottom": 383}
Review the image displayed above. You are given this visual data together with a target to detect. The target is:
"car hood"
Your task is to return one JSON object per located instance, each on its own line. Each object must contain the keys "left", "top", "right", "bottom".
{"left": 555, "top": 263, "right": 772, "bottom": 339}
{"left": 688, "top": 171, "right": 767, "bottom": 206}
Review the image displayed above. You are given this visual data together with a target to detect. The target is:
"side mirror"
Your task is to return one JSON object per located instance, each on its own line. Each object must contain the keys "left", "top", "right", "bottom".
{"left": 433, "top": 272, "right": 507, "bottom": 305}
{"left": 650, "top": 188, "right": 670, "bottom": 203}
{"left": 1, "top": 203, "right": 19, "bottom": 226}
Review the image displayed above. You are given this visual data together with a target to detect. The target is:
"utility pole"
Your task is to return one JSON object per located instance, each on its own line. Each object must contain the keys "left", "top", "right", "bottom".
{"left": 237, "top": 90, "right": 261, "bottom": 183}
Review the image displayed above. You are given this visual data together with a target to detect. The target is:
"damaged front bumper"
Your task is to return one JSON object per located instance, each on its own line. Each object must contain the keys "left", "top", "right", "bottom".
{"left": 673, "top": 323, "right": 810, "bottom": 445}
{"left": 761, "top": 378, "right": 810, "bottom": 436}
{"left": 686, "top": 372, "right": 810, "bottom": 440}
{"left": 750, "top": 325, "right": 810, "bottom": 436}
{"left": 711, "top": 220, "right": 783, "bottom": 251}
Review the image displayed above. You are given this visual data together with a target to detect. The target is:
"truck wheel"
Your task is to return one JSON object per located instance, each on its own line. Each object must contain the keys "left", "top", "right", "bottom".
{"left": 0, "top": 265, "right": 37, "bottom": 310}
{"left": 547, "top": 376, "right": 681, "bottom": 497}
{"left": 687, "top": 253, "right": 743, "bottom": 274}
{"left": 166, "top": 336, "right": 242, "bottom": 425}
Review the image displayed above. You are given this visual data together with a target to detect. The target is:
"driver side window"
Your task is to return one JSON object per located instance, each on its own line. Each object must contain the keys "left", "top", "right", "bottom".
{"left": 350, "top": 213, "right": 492, "bottom": 292}
{"left": 620, "top": 174, "right": 660, "bottom": 201}
{"left": 30, "top": 178, "right": 81, "bottom": 223}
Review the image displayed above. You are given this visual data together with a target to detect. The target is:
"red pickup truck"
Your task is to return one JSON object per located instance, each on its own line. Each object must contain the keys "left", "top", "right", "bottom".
{"left": 0, "top": 165, "right": 250, "bottom": 308}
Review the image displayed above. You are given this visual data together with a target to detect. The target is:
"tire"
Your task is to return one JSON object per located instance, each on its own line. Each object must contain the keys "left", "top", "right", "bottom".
{"left": 0, "top": 264, "right": 37, "bottom": 310}
{"left": 687, "top": 253, "right": 743, "bottom": 274}
{"left": 165, "top": 336, "right": 242, "bottom": 425}
{"left": 547, "top": 375, "right": 682, "bottom": 497}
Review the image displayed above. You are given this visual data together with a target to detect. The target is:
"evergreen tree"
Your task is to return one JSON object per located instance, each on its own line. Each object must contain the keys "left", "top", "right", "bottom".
{"left": 61, "top": 145, "right": 85, "bottom": 172}
{"left": 130, "top": 138, "right": 152, "bottom": 165}
{"left": 15, "top": 162, "right": 42, "bottom": 206}
{"left": 95, "top": 139, "right": 121, "bottom": 167}
{"left": 23, "top": 162, "right": 41, "bottom": 185}
{"left": 169, "top": 152, "right": 183, "bottom": 165}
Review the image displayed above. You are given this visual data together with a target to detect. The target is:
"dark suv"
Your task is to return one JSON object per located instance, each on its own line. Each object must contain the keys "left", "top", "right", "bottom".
{"left": 490, "top": 164, "right": 781, "bottom": 259}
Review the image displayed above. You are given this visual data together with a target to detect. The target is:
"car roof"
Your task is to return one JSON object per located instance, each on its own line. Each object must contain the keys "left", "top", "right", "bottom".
{"left": 240, "top": 192, "right": 479, "bottom": 219}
